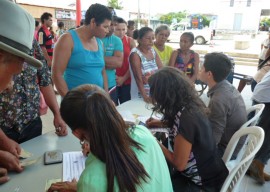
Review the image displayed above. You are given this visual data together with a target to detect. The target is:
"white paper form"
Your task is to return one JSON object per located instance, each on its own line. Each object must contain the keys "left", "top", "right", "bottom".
{"left": 63, "top": 151, "right": 87, "bottom": 182}
{"left": 118, "top": 110, "right": 136, "bottom": 123}
{"left": 137, "top": 116, "right": 169, "bottom": 134}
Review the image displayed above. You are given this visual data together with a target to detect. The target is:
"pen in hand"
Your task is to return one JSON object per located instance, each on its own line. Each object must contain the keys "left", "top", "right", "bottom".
{"left": 145, "top": 110, "right": 155, "bottom": 128}
{"left": 149, "top": 110, "right": 154, "bottom": 120}
{"left": 146, "top": 110, "right": 164, "bottom": 128}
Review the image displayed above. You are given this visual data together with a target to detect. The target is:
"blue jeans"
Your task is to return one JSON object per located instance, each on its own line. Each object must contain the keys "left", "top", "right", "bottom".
{"left": 117, "top": 84, "right": 131, "bottom": 104}
{"left": 2, "top": 116, "right": 42, "bottom": 144}
{"left": 253, "top": 101, "right": 270, "bottom": 164}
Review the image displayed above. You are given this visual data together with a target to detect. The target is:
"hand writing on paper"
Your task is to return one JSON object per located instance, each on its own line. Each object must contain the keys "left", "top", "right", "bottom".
{"left": 146, "top": 118, "right": 164, "bottom": 128}
{"left": 48, "top": 178, "right": 77, "bottom": 192}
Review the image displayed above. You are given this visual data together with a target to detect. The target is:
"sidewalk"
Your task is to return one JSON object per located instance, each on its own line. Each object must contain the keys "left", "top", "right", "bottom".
{"left": 194, "top": 34, "right": 263, "bottom": 57}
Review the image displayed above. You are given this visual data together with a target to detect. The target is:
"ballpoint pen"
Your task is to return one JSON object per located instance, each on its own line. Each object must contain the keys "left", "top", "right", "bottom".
{"left": 149, "top": 110, "right": 154, "bottom": 120}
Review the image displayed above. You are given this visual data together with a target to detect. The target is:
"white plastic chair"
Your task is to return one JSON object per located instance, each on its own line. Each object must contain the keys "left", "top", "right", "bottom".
{"left": 220, "top": 126, "right": 265, "bottom": 192}
{"left": 225, "top": 104, "right": 265, "bottom": 171}
{"left": 241, "top": 104, "right": 265, "bottom": 128}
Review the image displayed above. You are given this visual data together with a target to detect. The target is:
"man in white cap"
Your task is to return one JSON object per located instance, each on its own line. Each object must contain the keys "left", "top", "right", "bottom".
{"left": 0, "top": 0, "right": 42, "bottom": 184}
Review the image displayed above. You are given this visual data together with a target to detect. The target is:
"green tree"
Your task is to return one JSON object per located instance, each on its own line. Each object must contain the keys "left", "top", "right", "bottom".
{"left": 159, "top": 12, "right": 211, "bottom": 27}
{"left": 260, "top": 17, "right": 270, "bottom": 27}
{"left": 159, "top": 11, "right": 187, "bottom": 25}
{"left": 201, "top": 15, "right": 210, "bottom": 27}
{"left": 107, "top": 0, "right": 123, "bottom": 10}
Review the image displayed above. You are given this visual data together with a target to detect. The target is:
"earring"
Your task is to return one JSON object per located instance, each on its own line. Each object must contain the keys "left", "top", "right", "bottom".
{"left": 80, "top": 140, "right": 85, "bottom": 145}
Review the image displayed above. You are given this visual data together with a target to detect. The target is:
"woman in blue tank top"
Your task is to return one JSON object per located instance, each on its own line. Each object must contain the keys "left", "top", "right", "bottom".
{"left": 52, "top": 4, "right": 111, "bottom": 97}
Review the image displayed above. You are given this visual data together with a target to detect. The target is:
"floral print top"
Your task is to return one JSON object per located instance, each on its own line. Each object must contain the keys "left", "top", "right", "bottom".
{"left": 174, "top": 49, "right": 195, "bottom": 78}
{"left": 0, "top": 39, "right": 51, "bottom": 133}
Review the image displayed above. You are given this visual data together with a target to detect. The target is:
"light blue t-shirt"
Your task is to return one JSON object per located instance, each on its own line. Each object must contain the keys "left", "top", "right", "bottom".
{"left": 64, "top": 30, "right": 105, "bottom": 90}
{"left": 102, "top": 35, "right": 123, "bottom": 88}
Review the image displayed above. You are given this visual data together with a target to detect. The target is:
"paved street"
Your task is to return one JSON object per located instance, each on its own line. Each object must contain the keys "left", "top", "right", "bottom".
{"left": 167, "top": 32, "right": 267, "bottom": 55}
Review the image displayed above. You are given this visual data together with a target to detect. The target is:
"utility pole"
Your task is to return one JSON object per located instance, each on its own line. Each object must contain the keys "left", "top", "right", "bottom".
{"left": 137, "top": 0, "right": 141, "bottom": 29}
{"left": 148, "top": 0, "right": 151, "bottom": 27}
{"left": 76, "top": 0, "right": 81, "bottom": 27}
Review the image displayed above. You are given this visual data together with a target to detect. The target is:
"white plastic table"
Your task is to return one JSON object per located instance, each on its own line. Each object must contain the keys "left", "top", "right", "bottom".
{"left": 0, "top": 131, "right": 80, "bottom": 192}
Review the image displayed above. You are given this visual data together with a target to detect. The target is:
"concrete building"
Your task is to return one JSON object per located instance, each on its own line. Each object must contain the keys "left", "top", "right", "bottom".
{"left": 213, "top": 0, "right": 270, "bottom": 33}
{"left": 17, "top": 0, "right": 76, "bottom": 29}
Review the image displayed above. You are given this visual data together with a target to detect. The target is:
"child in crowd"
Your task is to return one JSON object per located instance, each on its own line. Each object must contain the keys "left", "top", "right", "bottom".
{"left": 169, "top": 32, "right": 199, "bottom": 83}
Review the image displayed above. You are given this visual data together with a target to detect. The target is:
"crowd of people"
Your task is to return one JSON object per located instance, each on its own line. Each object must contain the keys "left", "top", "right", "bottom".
{"left": 1, "top": 0, "right": 270, "bottom": 191}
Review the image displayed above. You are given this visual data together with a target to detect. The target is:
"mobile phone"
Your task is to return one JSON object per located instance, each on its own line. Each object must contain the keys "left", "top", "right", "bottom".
{"left": 44, "top": 150, "right": 63, "bottom": 165}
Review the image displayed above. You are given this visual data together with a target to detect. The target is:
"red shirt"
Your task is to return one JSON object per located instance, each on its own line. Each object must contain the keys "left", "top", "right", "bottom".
{"left": 38, "top": 25, "right": 54, "bottom": 64}
{"left": 116, "top": 36, "right": 131, "bottom": 85}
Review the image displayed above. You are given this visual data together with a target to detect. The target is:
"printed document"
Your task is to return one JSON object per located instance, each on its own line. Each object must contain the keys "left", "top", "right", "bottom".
{"left": 63, "top": 151, "right": 86, "bottom": 181}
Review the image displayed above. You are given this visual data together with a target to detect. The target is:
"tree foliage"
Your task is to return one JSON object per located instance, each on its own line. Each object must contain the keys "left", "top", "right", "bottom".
{"left": 107, "top": 0, "right": 123, "bottom": 10}
{"left": 201, "top": 15, "right": 210, "bottom": 27}
{"left": 159, "top": 12, "right": 210, "bottom": 27}
{"left": 260, "top": 17, "right": 270, "bottom": 27}
{"left": 159, "top": 11, "right": 187, "bottom": 25}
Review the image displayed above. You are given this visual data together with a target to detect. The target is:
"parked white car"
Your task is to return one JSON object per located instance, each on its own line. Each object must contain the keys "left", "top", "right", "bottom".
{"left": 168, "top": 23, "right": 212, "bottom": 45}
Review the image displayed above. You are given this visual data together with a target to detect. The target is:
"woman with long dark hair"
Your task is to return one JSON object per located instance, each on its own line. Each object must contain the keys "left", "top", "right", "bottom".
{"left": 146, "top": 67, "right": 228, "bottom": 192}
{"left": 49, "top": 84, "right": 173, "bottom": 192}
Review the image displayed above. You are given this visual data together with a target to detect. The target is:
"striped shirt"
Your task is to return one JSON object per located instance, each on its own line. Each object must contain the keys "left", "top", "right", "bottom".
{"left": 130, "top": 47, "right": 158, "bottom": 97}
{"left": 38, "top": 25, "right": 54, "bottom": 64}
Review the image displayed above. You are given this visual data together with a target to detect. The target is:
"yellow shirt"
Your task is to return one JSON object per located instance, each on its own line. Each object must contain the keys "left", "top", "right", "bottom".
{"left": 154, "top": 45, "right": 173, "bottom": 66}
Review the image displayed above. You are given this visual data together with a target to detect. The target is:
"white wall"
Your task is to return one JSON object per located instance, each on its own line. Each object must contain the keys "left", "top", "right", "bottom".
{"left": 216, "top": 10, "right": 235, "bottom": 30}
{"left": 241, "top": 8, "right": 261, "bottom": 31}
{"left": 216, "top": 6, "right": 261, "bottom": 31}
